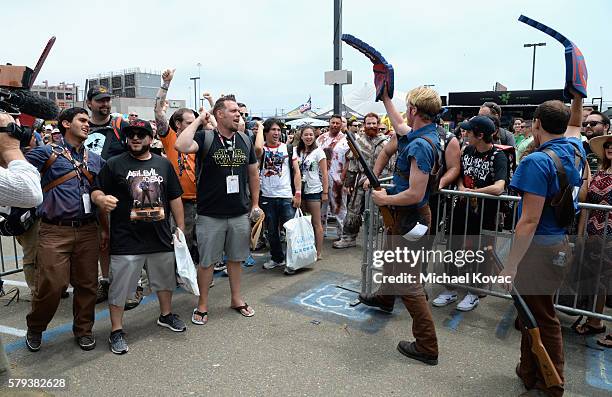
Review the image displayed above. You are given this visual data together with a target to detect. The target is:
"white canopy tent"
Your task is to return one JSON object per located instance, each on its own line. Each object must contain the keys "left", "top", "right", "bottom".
{"left": 285, "top": 117, "right": 329, "bottom": 128}
{"left": 317, "top": 82, "right": 407, "bottom": 117}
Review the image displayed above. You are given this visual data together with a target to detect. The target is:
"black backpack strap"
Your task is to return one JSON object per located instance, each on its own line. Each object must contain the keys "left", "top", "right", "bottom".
{"left": 420, "top": 136, "right": 440, "bottom": 175}
{"left": 542, "top": 148, "right": 569, "bottom": 204}
{"left": 196, "top": 130, "right": 215, "bottom": 187}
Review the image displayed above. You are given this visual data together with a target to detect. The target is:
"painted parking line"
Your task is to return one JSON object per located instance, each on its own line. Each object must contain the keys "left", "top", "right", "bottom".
{"left": 495, "top": 304, "right": 516, "bottom": 340}
{"left": 4, "top": 293, "right": 160, "bottom": 354}
{"left": 443, "top": 310, "right": 463, "bottom": 331}
{"left": 1, "top": 279, "right": 74, "bottom": 293}
{"left": 2, "top": 260, "right": 262, "bottom": 353}
{"left": 0, "top": 325, "right": 27, "bottom": 337}
{"left": 585, "top": 337, "right": 612, "bottom": 391}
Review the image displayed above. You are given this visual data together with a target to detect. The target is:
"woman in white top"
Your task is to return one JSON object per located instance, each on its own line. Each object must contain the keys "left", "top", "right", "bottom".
{"left": 296, "top": 126, "right": 328, "bottom": 259}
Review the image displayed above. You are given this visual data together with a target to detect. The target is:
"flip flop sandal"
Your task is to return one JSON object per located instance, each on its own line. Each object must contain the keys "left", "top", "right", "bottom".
{"left": 231, "top": 303, "right": 255, "bottom": 318}
{"left": 574, "top": 323, "right": 606, "bottom": 336}
{"left": 191, "top": 308, "right": 208, "bottom": 325}
{"left": 596, "top": 334, "right": 612, "bottom": 348}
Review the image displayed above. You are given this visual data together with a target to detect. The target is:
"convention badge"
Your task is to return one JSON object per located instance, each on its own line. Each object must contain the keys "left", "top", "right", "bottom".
{"left": 82, "top": 193, "right": 92, "bottom": 214}
{"left": 226, "top": 175, "right": 239, "bottom": 194}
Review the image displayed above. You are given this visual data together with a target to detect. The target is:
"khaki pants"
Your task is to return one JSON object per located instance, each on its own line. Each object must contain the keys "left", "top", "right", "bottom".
{"left": 16, "top": 219, "right": 40, "bottom": 294}
{"left": 26, "top": 222, "right": 99, "bottom": 337}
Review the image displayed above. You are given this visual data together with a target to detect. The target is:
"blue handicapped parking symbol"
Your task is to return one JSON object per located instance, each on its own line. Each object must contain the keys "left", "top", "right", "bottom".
{"left": 294, "top": 283, "right": 373, "bottom": 321}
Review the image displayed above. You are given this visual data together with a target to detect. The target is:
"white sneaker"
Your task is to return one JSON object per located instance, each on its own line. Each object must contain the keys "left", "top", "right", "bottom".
{"left": 263, "top": 260, "right": 285, "bottom": 270}
{"left": 456, "top": 293, "right": 479, "bottom": 312}
{"left": 432, "top": 290, "right": 458, "bottom": 307}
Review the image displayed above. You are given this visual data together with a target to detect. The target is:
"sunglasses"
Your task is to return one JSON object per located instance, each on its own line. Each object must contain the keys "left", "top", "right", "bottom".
{"left": 604, "top": 142, "right": 612, "bottom": 149}
{"left": 353, "top": 123, "right": 362, "bottom": 127}
{"left": 127, "top": 131, "right": 149, "bottom": 139}
{"left": 129, "top": 114, "right": 138, "bottom": 117}
{"left": 378, "top": 128, "right": 387, "bottom": 132}
{"left": 582, "top": 121, "right": 604, "bottom": 128}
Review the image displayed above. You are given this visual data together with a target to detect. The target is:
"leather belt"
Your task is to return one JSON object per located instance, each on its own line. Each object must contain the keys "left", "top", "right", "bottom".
{"left": 42, "top": 217, "right": 97, "bottom": 228}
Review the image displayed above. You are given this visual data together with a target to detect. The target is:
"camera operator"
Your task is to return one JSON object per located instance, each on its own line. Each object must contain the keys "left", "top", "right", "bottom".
{"left": 0, "top": 111, "right": 44, "bottom": 384}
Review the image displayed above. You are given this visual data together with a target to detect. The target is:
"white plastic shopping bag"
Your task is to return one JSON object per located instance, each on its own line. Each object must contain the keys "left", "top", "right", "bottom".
{"left": 174, "top": 228, "right": 200, "bottom": 296}
{"left": 283, "top": 208, "right": 317, "bottom": 270}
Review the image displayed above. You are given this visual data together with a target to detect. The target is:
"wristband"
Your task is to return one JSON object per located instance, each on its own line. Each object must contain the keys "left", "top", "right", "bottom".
{"left": 160, "top": 86, "right": 168, "bottom": 91}
{"left": 295, "top": 192, "right": 301, "bottom": 196}
{"left": 323, "top": 192, "right": 328, "bottom": 194}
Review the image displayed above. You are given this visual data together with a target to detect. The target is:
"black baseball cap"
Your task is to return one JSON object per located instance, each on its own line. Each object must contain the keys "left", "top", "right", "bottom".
{"left": 459, "top": 116, "right": 496, "bottom": 136}
{"left": 122, "top": 119, "right": 154, "bottom": 138}
{"left": 87, "top": 85, "right": 112, "bottom": 101}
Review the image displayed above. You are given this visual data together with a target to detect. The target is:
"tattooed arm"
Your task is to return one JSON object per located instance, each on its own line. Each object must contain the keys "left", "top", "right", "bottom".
{"left": 154, "top": 68, "right": 175, "bottom": 138}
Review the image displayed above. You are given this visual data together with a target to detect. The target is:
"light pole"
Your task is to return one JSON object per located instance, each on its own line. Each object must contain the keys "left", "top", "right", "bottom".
{"left": 190, "top": 77, "right": 200, "bottom": 110}
{"left": 197, "top": 63, "right": 202, "bottom": 98}
{"left": 524, "top": 42, "right": 546, "bottom": 90}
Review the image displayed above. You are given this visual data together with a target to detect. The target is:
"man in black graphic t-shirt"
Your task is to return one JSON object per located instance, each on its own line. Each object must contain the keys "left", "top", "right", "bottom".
{"left": 92, "top": 119, "right": 187, "bottom": 355}
{"left": 175, "top": 97, "right": 260, "bottom": 324}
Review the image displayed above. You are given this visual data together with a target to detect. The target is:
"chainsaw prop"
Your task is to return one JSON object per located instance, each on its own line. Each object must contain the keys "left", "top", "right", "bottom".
{"left": 341, "top": 34, "right": 394, "bottom": 102}
{"left": 518, "top": 15, "right": 587, "bottom": 99}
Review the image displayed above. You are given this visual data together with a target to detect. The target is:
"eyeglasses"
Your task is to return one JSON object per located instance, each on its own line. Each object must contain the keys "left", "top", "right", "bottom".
{"left": 582, "top": 121, "right": 604, "bottom": 128}
{"left": 603, "top": 141, "right": 612, "bottom": 149}
{"left": 127, "top": 131, "right": 149, "bottom": 139}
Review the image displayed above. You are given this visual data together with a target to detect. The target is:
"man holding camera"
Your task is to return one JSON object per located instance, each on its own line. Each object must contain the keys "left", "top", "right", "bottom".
{"left": 0, "top": 112, "right": 44, "bottom": 383}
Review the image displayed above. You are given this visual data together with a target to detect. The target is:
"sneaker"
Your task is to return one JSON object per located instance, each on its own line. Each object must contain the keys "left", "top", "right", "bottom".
{"left": 61, "top": 289, "right": 70, "bottom": 299}
{"left": 263, "top": 259, "right": 285, "bottom": 270}
{"left": 25, "top": 330, "right": 42, "bottom": 352}
{"left": 124, "top": 287, "right": 143, "bottom": 311}
{"left": 213, "top": 262, "right": 227, "bottom": 272}
{"left": 108, "top": 331, "right": 128, "bottom": 354}
{"left": 284, "top": 267, "right": 296, "bottom": 276}
{"left": 456, "top": 293, "right": 479, "bottom": 312}
{"left": 157, "top": 313, "right": 186, "bottom": 332}
{"left": 76, "top": 335, "right": 96, "bottom": 351}
{"left": 209, "top": 279, "right": 215, "bottom": 288}
{"left": 96, "top": 279, "right": 109, "bottom": 304}
{"left": 397, "top": 341, "right": 438, "bottom": 366}
{"left": 332, "top": 238, "right": 357, "bottom": 249}
{"left": 432, "top": 290, "right": 458, "bottom": 307}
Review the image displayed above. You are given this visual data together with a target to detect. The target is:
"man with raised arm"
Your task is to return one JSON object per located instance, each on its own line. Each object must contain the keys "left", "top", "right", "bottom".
{"left": 499, "top": 91, "right": 587, "bottom": 396}
{"left": 175, "top": 97, "right": 260, "bottom": 324}
{"left": 360, "top": 86, "right": 441, "bottom": 366}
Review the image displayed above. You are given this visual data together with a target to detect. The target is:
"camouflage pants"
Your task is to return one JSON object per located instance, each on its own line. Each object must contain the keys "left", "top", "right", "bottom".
{"left": 341, "top": 186, "right": 366, "bottom": 239}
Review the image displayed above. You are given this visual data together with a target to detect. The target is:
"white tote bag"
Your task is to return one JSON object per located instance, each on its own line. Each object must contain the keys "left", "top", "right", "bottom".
{"left": 283, "top": 208, "right": 317, "bottom": 270}
{"left": 174, "top": 228, "right": 200, "bottom": 296}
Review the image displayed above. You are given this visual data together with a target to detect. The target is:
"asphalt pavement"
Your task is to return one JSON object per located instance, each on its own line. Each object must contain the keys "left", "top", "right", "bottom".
{"left": 0, "top": 232, "right": 610, "bottom": 397}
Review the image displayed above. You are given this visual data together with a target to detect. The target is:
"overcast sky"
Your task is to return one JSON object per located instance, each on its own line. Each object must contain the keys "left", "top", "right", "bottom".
{"left": 4, "top": 0, "right": 610, "bottom": 116}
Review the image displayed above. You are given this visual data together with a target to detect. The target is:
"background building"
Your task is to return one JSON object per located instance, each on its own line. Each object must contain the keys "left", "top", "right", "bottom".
{"left": 32, "top": 81, "right": 79, "bottom": 110}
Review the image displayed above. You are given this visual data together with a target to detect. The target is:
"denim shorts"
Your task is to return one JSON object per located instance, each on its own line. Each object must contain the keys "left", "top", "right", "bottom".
{"left": 303, "top": 192, "right": 322, "bottom": 201}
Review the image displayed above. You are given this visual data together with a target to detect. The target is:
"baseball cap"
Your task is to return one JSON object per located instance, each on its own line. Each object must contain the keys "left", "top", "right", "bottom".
{"left": 459, "top": 116, "right": 496, "bottom": 136}
{"left": 122, "top": 119, "right": 154, "bottom": 138}
{"left": 87, "top": 85, "right": 112, "bottom": 101}
{"left": 44, "top": 125, "right": 53, "bottom": 131}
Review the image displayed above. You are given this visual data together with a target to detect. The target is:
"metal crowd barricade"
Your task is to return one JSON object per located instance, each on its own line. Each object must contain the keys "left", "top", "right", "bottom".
{"left": 361, "top": 187, "right": 612, "bottom": 321}
{"left": 0, "top": 236, "right": 23, "bottom": 278}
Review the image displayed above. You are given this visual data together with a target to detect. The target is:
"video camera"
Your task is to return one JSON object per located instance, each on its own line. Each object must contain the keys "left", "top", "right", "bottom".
{"left": 0, "top": 64, "right": 60, "bottom": 148}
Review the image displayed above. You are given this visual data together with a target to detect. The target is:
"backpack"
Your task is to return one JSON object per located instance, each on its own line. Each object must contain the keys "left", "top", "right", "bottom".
{"left": 542, "top": 144, "right": 584, "bottom": 228}
{"left": 0, "top": 144, "right": 94, "bottom": 236}
{"left": 195, "top": 130, "right": 253, "bottom": 188}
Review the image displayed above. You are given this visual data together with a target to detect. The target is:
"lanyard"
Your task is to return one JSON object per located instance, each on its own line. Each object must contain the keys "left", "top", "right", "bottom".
{"left": 217, "top": 132, "right": 236, "bottom": 175}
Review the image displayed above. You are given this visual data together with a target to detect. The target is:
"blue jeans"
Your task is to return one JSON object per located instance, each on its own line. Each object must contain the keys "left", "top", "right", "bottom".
{"left": 260, "top": 197, "right": 295, "bottom": 263}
